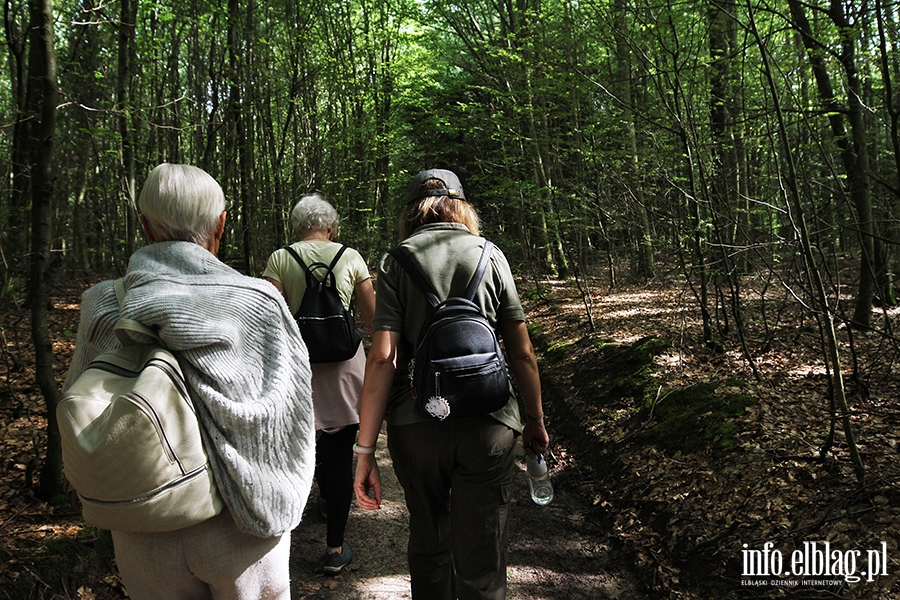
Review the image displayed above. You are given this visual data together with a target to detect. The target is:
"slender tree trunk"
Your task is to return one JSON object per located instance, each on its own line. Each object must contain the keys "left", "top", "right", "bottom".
{"left": 830, "top": 2, "right": 875, "bottom": 326}
{"left": 4, "top": 1, "right": 29, "bottom": 287}
{"left": 27, "top": 0, "right": 61, "bottom": 499}
{"left": 689, "top": 167, "right": 714, "bottom": 349}
{"left": 707, "top": 0, "right": 758, "bottom": 373}
{"left": 749, "top": 0, "right": 864, "bottom": 485}
{"left": 876, "top": 0, "right": 900, "bottom": 204}
{"left": 239, "top": 0, "right": 255, "bottom": 272}
{"left": 672, "top": 76, "right": 714, "bottom": 347}
{"left": 117, "top": 0, "right": 137, "bottom": 255}
{"left": 615, "top": 0, "right": 654, "bottom": 279}
{"left": 226, "top": 0, "right": 253, "bottom": 273}
{"left": 788, "top": 0, "right": 875, "bottom": 328}
{"left": 68, "top": 0, "right": 100, "bottom": 272}
{"left": 709, "top": 0, "right": 741, "bottom": 261}
{"left": 871, "top": 15, "right": 899, "bottom": 306}
{"left": 365, "top": 0, "right": 393, "bottom": 252}
{"left": 520, "top": 0, "right": 568, "bottom": 278}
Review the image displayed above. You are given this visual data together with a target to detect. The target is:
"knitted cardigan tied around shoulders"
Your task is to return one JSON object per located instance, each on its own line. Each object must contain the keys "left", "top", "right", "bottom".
{"left": 64, "top": 241, "right": 316, "bottom": 538}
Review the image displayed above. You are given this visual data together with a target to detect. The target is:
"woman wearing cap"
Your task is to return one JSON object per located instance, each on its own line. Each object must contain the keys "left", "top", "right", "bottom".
{"left": 353, "top": 169, "right": 549, "bottom": 600}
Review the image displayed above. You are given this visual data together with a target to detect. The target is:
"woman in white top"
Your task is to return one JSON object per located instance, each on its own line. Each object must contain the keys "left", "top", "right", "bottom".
{"left": 263, "top": 194, "right": 375, "bottom": 575}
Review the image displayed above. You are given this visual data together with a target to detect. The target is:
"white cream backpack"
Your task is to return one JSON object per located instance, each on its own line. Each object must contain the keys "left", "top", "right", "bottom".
{"left": 57, "top": 279, "right": 223, "bottom": 532}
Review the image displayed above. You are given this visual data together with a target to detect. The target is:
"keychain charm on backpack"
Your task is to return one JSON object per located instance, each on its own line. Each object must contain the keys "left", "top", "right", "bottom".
{"left": 424, "top": 372, "right": 451, "bottom": 420}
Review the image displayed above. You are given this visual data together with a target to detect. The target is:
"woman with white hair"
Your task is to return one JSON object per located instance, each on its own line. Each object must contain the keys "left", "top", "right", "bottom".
{"left": 263, "top": 193, "right": 375, "bottom": 575}
{"left": 64, "top": 163, "right": 315, "bottom": 599}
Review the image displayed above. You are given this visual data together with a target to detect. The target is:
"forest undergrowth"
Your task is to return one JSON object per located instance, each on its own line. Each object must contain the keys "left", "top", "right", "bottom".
{"left": 522, "top": 267, "right": 900, "bottom": 599}
{"left": 2, "top": 267, "right": 900, "bottom": 599}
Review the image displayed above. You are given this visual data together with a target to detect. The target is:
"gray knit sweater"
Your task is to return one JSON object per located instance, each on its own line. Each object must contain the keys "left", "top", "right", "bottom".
{"left": 64, "top": 241, "right": 315, "bottom": 538}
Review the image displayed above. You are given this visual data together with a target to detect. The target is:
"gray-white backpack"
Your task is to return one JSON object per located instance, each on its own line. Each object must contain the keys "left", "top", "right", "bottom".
{"left": 57, "top": 279, "right": 222, "bottom": 532}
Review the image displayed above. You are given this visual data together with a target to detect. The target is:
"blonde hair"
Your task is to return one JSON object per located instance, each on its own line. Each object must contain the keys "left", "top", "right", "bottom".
{"left": 399, "top": 179, "right": 480, "bottom": 240}
{"left": 138, "top": 164, "right": 225, "bottom": 246}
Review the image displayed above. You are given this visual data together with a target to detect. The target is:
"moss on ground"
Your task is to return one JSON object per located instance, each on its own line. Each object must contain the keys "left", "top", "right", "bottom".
{"left": 544, "top": 333, "right": 754, "bottom": 460}
{"left": 635, "top": 381, "right": 754, "bottom": 456}
{"left": 576, "top": 336, "right": 670, "bottom": 403}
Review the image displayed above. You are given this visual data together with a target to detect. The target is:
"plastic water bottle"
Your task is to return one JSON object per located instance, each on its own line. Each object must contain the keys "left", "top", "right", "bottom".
{"left": 526, "top": 453, "right": 553, "bottom": 505}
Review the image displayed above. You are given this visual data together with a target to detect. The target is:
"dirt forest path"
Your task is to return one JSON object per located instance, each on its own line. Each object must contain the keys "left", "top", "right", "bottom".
{"left": 288, "top": 436, "right": 645, "bottom": 600}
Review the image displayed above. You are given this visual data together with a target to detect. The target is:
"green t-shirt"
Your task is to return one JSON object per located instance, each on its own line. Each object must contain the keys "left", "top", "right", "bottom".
{"left": 373, "top": 222, "right": 524, "bottom": 431}
{"left": 263, "top": 240, "right": 370, "bottom": 314}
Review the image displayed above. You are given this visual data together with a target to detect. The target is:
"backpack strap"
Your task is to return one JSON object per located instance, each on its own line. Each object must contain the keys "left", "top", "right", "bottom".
{"left": 462, "top": 241, "right": 494, "bottom": 301}
{"left": 388, "top": 240, "right": 495, "bottom": 307}
{"left": 112, "top": 278, "right": 162, "bottom": 346}
{"left": 284, "top": 244, "right": 348, "bottom": 290}
{"left": 114, "top": 277, "right": 126, "bottom": 305}
{"left": 388, "top": 247, "right": 441, "bottom": 308}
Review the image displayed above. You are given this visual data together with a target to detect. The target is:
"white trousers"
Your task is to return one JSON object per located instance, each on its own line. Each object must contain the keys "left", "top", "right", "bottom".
{"left": 111, "top": 511, "right": 291, "bottom": 600}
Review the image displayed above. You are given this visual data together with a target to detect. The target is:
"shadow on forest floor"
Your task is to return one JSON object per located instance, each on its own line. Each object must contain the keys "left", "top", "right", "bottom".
{"left": 3, "top": 272, "right": 900, "bottom": 599}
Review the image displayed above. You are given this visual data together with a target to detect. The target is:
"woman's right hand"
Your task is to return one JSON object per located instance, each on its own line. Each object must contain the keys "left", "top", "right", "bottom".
{"left": 353, "top": 452, "right": 382, "bottom": 510}
{"left": 523, "top": 416, "right": 550, "bottom": 456}
{"left": 354, "top": 330, "right": 397, "bottom": 511}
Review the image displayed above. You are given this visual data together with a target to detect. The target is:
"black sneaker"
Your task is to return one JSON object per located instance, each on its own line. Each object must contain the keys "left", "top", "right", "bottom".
{"left": 323, "top": 542, "right": 353, "bottom": 575}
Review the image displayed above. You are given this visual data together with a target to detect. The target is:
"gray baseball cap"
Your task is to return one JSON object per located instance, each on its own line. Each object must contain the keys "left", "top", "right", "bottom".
{"left": 406, "top": 169, "right": 467, "bottom": 204}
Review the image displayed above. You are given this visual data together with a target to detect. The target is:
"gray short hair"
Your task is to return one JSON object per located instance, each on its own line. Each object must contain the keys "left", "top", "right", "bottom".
{"left": 290, "top": 194, "right": 340, "bottom": 236}
{"left": 138, "top": 164, "right": 225, "bottom": 246}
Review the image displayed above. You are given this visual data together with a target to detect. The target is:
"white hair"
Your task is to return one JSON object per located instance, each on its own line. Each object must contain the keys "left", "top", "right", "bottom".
{"left": 138, "top": 163, "right": 225, "bottom": 246}
{"left": 290, "top": 194, "right": 340, "bottom": 236}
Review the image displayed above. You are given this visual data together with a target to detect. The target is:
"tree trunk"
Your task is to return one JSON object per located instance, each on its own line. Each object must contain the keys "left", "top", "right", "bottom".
{"left": 27, "top": 0, "right": 62, "bottom": 499}
{"left": 615, "top": 0, "right": 655, "bottom": 279}
{"left": 227, "top": 0, "right": 253, "bottom": 273}
{"left": 829, "top": 1, "right": 875, "bottom": 327}
{"left": 749, "top": 1, "right": 865, "bottom": 485}
{"left": 787, "top": 0, "right": 875, "bottom": 328}
{"left": 3, "top": 1, "right": 29, "bottom": 288}
{"left": 874, "top": 0, "right": 900, "bottom": 307}
{"left": 117, "top": 0, "right": 137, "bottom": 255}
{"left": 239, "top": 0, "right": 255, "bottom": 273}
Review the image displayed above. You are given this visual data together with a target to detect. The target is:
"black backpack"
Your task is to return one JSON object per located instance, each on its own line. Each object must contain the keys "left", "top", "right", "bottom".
{"left": 284, "top": 245, "right": 362, "bottom": 363}
{"left": 389, "top": 240, "right": 510, "bottom": 420}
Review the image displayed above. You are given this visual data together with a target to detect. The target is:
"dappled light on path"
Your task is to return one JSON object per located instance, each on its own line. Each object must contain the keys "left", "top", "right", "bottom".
{"left": 288, "top": 437, "right": 645, "bottom": 599}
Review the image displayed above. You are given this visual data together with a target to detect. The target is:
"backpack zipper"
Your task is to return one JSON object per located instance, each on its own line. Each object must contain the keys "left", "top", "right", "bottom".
{"left": 76, "top": 464, "right": 210, "bottom": 505}
{"left": 90, "top": 357, "right": 194, "bottom": 414}
{"left": 122, "top": 391, "right": 182, "bottom": 469}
